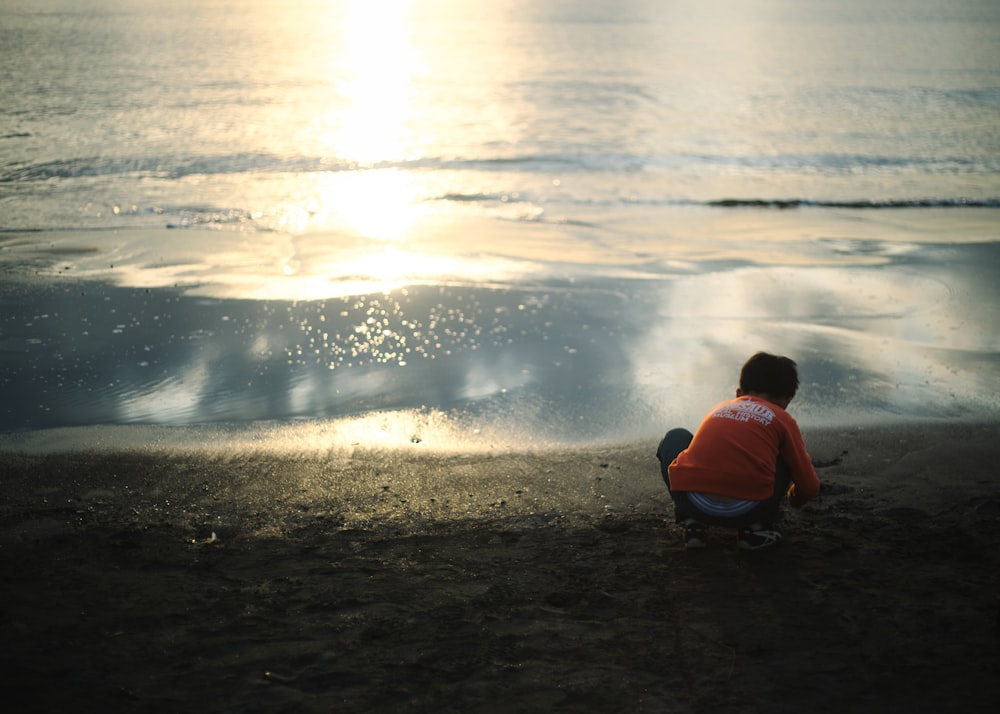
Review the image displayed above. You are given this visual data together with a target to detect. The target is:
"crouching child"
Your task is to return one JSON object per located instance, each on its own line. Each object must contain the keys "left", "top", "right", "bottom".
{"left": 656, "top": 352, "right": 821, "bottom": 550}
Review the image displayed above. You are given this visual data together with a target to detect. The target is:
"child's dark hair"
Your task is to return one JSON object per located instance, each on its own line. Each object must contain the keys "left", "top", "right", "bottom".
{"left": 739, "top": 352, "right": 799, "bottom": 398}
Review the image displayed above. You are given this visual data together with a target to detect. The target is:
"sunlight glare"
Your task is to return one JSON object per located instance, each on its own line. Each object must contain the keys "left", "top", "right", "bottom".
{"left": 323, "top": 0, "right": 418, "bottom": 166}
{"left": 305, "top": 169, "right": 426, "bottom": 241}
{"left": 293, "top": 0, "right": 429, "bottom": 244}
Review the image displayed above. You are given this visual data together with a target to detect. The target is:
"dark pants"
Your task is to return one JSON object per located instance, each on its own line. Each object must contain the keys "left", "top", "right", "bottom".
{"left": 655, "top": 428, "right": 791, "bottom": 528}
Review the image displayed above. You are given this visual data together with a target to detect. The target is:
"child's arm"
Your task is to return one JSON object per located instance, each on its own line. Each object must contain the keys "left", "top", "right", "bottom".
{"left": 782, "top": 422, "right": 821, "bottom": 507}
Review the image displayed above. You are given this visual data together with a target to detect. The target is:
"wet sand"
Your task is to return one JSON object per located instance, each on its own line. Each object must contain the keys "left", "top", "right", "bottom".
{"left": 4, "top": 229, "right": 1000, "bottom": 436}
{"left": 1, "top": 422, "right": 998, "bottom": 712}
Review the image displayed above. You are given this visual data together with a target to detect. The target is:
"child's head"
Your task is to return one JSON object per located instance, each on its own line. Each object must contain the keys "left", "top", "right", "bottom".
{"left": 739, "top": 352, "right": 799, "bottom": 400}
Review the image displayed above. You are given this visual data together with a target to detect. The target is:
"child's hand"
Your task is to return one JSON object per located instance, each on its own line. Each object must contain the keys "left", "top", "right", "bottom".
{"left": 787, "top": 484, "right": 810, "bottom": 508}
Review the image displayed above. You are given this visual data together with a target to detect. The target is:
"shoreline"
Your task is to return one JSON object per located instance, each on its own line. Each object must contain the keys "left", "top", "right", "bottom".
{"left": 2, "top": 421, "right": 998, "bottom": 711}
{"left": 2, "top": 420, "right": 997, "bottom": 527}
{"left": 2, "top": 421, "right": 998, "bottom": 536}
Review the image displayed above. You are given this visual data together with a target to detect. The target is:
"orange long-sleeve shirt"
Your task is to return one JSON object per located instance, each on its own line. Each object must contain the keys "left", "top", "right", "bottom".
{"left": 668, "top": 396, "right": 820, "bottom": 506}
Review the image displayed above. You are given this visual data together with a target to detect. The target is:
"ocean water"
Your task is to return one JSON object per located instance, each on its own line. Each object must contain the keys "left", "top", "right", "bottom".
{"left": 2, "top": 0, "right": 999, "bottom": 452}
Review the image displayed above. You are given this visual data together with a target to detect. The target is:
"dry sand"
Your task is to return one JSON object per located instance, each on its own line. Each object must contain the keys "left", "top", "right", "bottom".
{"left": 1, "top": 422, "right": 998, "bottom": 713}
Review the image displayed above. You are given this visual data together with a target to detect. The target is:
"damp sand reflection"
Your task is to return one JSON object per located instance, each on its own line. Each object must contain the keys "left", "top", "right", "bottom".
{"left": 2, "top": 231, "right": 998, "bottom": 444}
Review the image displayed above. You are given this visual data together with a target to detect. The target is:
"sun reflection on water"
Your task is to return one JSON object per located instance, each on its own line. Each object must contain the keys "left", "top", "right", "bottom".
{"left": 300, "top": 169, "right": 428, "bottom": 241}
{"left": 253, "top": 0, "right": 554, "bottom": 296}
{"left": 285, "top": 0, "right": 440, "bottom": 280}
{"left": 322, "top": 0, "right": 419, "bottom": 166}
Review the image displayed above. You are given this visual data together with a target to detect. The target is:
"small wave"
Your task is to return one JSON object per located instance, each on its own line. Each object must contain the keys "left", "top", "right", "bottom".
{"left": 399, "top": 153, "right": 645, "bottom": 175}
{"left": 0, "top": 151, "right": 647, "bottom": 184}
{"left": 435, "top": 191, "right": 534, "bottom": 204}
{"left": 4, "top": 148, "right": 997, "bottom": 185}
{"left": 649, "top": 151, "right": 1000, "bottom": 176}
{"left": 0, "top": 156, "right": 167, "bottom": 182}
{"left": 0, "top": 153, "right": 357, "bottom": 183}
{"left": 436, "top": 192, "right": 500, "bottom": 203}
{"left": 429, "top": 152, "right": 998, "bottom": 176}
{"left": 165, "top": 208, "right": 259, "bottom": 230}
{"left": 708, "top": 198, "right": 1000, "bottom": 209}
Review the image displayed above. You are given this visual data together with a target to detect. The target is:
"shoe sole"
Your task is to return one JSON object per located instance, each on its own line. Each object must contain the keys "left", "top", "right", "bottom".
{"left": 737, "top": 531, "right": 783, "bottom": 551}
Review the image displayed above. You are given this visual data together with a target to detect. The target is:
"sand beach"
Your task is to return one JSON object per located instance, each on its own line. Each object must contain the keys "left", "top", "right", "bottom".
{"left": 2, "top": 422, "right": 998, "bottom": 713}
